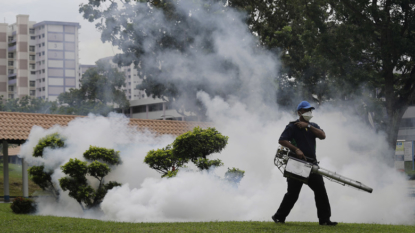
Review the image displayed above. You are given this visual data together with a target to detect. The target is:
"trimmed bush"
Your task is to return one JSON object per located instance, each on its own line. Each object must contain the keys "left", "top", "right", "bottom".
{"left": 10, "top": 197, "right": 36, "bottom": 214}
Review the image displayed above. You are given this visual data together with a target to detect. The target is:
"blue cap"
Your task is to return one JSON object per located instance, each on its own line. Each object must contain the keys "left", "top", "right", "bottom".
{"left": 297, "top": 101, "right": 315, "bottom": 111}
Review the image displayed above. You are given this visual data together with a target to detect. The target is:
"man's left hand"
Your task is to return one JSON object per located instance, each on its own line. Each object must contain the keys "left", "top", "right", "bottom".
{"left": 295, "top": 122, "right": 308, "bottom": 129}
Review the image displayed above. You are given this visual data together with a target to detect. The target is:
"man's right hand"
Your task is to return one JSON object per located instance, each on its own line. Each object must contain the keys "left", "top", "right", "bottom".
{"left": 295, "top": 149, "right": 307, "bottom": 161}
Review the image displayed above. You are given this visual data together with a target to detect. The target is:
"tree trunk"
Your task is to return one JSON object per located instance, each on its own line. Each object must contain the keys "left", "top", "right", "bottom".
{"left": 385, "top": 105, "right": 406, "bottom": 163}
{"left": 384, "top": 69, "right": 407, "bottom": 166}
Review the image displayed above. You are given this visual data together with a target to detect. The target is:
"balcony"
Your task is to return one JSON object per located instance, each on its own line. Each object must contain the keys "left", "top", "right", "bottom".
{"left": 8, "top": 79, "right": 17, "bottom": 86}
{"left": 8, "top": 72, "right": 16, "bottom": 78}
{"left": 8, "top": 45, "right": 16, "bottom": 52}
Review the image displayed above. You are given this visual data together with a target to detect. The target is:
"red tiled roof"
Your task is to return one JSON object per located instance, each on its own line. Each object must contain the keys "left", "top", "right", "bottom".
{"left": 0, "top": 111, "right": 211, "bottom": 141}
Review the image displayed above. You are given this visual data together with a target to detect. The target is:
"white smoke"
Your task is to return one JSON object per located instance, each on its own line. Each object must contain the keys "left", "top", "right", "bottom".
{"left": 18, "top": 94, "right": 415, "bottom": 224}
{"left": 17, "top": 0, "right": 415, "bottom": 225}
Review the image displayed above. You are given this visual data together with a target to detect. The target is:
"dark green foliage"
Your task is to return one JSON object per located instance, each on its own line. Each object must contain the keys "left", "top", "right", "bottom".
{"left": 32, "top": 133, "right": 65, "bottom": 158}
{"left": 194, "top": 158, "right": 223, "bottom": 171}
{"left": 172, "top": 127, "right": 229, "bottom": 161}
{"left": 144, "top": 145, "right": 188, "bottom": 178}
{"left": 28, "top": 134, "right": 65, "bottom": 199}
{"left": 145, "top": 127, "right": 231, "bottom": 178}
{"left": 59, "top": 147, "right": 122, "bottom": 210}
{"left": 229, "top": 0, "right": 415, "bottom": 151}
{"left": 27, "top": 166, "right": 53, "bottom": 191}
{"left": 10, "top": 197, "right": 36, "bottom": 214}
{"left": 225, "top": 167, "right": 245, "bottom": 184}
{"left": 83, "top": 146, "right": 121, "bottom": 165}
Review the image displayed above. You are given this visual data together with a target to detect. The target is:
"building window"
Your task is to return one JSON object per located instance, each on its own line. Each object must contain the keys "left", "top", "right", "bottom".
{"left": 30, "top": 81, "right": 35, "bottom": 87}
{"left": 38, "top": 35, "right": 41, "bottom": 39}
{"left": 30, "top": 64, "right": 35, "bottom": 69}
{"left": 8, "top": 86, "right": 14, "bottom": 91}
{"left": 31, "top": 36, "right": 36, "bottom": 40}
{"left": 42, "top": 42, "right": 45, "bottom": 46}
{"left": 42, "top": 60, "right": 45, "bottom": 64}
{"left": 31, "top": 71, "right": 36, "bottom": 75}
{"left": 29, "top": 55, "right": 35, "bottom": 61}
{"left": 29, "top": 28, "right": 35, "bottom": 34}
{"left": 42, "top": 87, "right": 45, "bottom": 91}
{"left": 8, "top": 53, "right": 13, "bottom": 58}
{"left": 29, "top": 46, "right": 35, "bottom": 52}
{"left": 8, "top": 61, "right": 13, "bottom": 66}
{"left": 42, "top": 78, "right": 45, "bottom": 82}
{"left": 38, "top": 53, "right": 41, "bottom": 57}
{"left": 8, "top": 94, "right": 14, "bottom": 99}
{"left": 30, "top": 90, "right": 35, "bottom": 96}
{"left": 42, "top": 69, "right": 45, "bottom": 73}
{"left": 149, "top": 103, "right": 163, "bottom": 112}
{"left": 8, "top": 36, "right": 13, "bottom": 42}
{"left": 42, "top": 51, "right": 45, "bottom": 55}
{"left": 38, "top": 44, "right": 41, "bottom": 48}
{"left": 8, "top": 69, "right": 14, "bottom": 74}
{"left": 128, "top": 69, "right": 131, "bottom": 72}
{"left": 42, "top": 34, "right": 45, "bottom": 38}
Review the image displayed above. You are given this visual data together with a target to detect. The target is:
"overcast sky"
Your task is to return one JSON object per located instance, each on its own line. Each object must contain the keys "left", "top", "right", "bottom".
{"left": 1, "top": 0, "right": 121, "bottom": 64}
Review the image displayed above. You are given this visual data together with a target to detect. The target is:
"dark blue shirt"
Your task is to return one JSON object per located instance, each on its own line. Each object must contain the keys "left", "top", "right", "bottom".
{"left": 279, "top": 120, "right": 323, "bottom": 161}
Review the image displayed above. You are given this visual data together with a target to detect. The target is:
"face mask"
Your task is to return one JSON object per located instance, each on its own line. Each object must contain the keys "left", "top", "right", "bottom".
{"left": 300, "top": 111, "right": 313, "bottom": 121}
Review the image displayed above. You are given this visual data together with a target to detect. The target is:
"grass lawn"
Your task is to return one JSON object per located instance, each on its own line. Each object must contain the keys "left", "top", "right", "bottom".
{"left": 0, "top": 204, "right": 414, "bottom": 232}
{"left": 0, "top": 163, "right": 42, "bottom": 196}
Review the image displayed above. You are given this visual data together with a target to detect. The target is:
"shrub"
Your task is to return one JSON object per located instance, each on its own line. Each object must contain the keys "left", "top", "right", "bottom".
{"left": 59, "top": 146, "right": 122, "bottom": 210}
{"left": 10, "top": 197, "right": 36, "bottom": 214}
{"left": 29, "top": 133, "right": 65, "bottom": 200}
{"left": 144, "top": 127, "right": 232, "bottom": 178}
{"left": 225, "top": 167, "right": 245, "bottom": 184}
{"left": 144, "top": 145, "right": 188, "bottom": 178}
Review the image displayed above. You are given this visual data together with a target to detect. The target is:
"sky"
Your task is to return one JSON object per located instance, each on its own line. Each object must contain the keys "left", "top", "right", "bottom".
{"left": 1, "top": 0, "right": 121, "bottom": 65}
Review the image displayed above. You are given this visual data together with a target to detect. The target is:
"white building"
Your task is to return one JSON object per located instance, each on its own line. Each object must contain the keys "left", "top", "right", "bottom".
{"left": 80, "top": 56, "right": 193, "bottom": 121}
{"left": 0, "top": 15, "right": 80, "bottom": 101}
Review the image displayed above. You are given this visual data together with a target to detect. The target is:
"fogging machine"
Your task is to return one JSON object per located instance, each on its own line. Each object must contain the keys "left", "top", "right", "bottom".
{"left": 274, "top": 146, "right": 373, "bottom": 193}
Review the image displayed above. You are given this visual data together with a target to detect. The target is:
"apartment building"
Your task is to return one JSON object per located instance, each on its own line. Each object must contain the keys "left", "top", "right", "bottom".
{"left": 0, "top": 15, "right": 80, "bottom": 101}
{"left": 32, "top": 21, "right": 80, "bottom": 101}
{"left": 0, "top": 15, "right": 35, "bottom": 99}
{"left": 80, "top": 56, "right": 191, "bottom": 120}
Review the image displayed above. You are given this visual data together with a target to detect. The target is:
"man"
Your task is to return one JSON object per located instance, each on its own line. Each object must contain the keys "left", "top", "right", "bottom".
{"left": 272, "top": 101, "right": 337, "bottom": 226}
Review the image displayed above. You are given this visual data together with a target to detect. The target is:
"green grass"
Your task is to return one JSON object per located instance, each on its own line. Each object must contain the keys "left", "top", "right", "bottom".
{"left": 0, "top": 163, "right": 43, "bottom": 196}
{"left": 0, "top": 204, "right": 414, "bottom": 232}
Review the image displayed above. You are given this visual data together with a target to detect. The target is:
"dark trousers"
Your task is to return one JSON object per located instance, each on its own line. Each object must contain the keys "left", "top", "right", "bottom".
{"left": 274, "top": 173, "right": 331, "bottom": 221}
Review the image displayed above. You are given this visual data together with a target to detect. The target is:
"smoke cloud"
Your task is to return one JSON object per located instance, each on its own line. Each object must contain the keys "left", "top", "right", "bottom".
{"left": 17, "top": 0, "right": 415, "bottom": 225}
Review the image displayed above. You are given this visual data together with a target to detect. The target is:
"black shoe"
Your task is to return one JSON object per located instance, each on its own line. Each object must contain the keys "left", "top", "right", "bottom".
{"left": 271, "top": 215, "right": 285, "bottom": 224}
{"left": 319, "top": 220, "right": 338, "bottom": 226}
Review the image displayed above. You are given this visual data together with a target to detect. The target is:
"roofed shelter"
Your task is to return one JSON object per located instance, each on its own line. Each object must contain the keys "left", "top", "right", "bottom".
{"left": 0, "top": 111, "right": 210, "bottom": 202}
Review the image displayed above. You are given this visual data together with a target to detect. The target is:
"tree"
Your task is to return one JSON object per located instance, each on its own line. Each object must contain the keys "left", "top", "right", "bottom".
{"left": 229, "top": 0, "right": 415, "bottom": 155}
{"left": 224, "top": 167, "right": 245, "bottom": 184}
{"left": 0, "top": 96, "right": 58, "bottom": 114}
{"left": 144, "top": 145, "right": 188, "bottom": 178}
{"left": 320, "top": 0, "right": 415, "bottom": 156}
{"left": 28, "top": 133, "right": 65, "bottom": 200}
{"left": 144, "top": 127, "right": 229, "bottom": 177}
{"left": 57, "top": 59, "right": 129, "bottom": 116}
{"left": 59, "top": 146, "right": 122, "bottom": 210}
{"left": 172, "top": 127, "right": 228, "bottom": 166}
{"left": 79, "top": 0, "right": 255, "bottom": 120}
